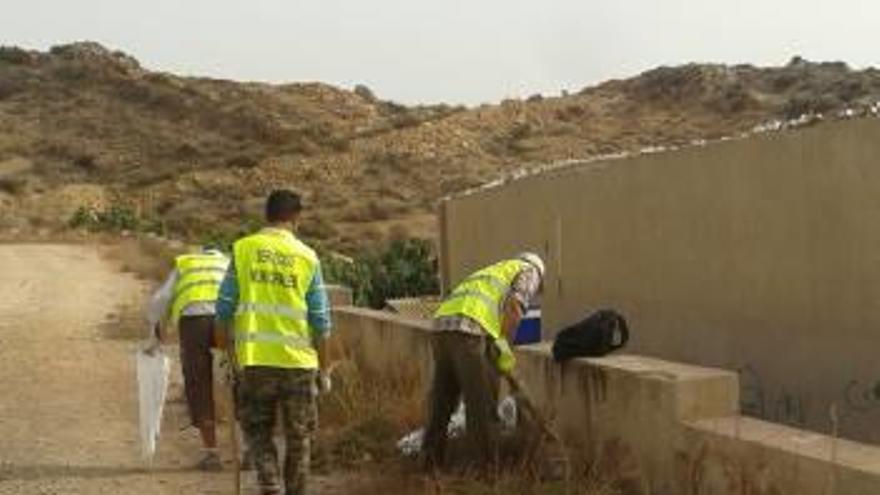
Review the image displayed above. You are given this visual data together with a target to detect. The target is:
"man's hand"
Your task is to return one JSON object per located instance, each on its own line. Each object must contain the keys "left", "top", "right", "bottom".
{"left": 314, "top": 337, "right": 333, "bottom": 395}
{"left": 494, "top": 337, "right": 516, "bottom": 375}
{"left": 142, "top": 336, "right": 161, "bottom": 356}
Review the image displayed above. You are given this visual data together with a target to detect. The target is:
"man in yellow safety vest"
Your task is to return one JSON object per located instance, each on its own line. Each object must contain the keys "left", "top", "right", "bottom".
{"left": 423, "top": 252, "right": 545, "bottom": 471}
{"left": 147, "top": 244, "right": 230, "bottom": 470}
{"left": 215, "top": 189, "right": 332, "bottom": 495}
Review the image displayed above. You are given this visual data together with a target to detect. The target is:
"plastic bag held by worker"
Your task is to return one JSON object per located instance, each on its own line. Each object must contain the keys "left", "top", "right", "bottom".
{"left": 137, "top": 347, "right": 171, "bottom": 461}
{"left": 552, "top": 309, "right": 630, "bottom": 361}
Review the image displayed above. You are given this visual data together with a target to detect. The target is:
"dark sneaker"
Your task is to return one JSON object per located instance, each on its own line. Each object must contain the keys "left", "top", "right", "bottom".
{"left": 196, "top": 451, "right": 223, "bottom": 472}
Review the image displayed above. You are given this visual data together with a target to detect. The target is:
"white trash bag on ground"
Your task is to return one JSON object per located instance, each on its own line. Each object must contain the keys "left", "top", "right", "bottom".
{"left": 136, "top": 347, "right": 171, "bottom": 461}
{"left": 397, "top": 396, "right": 518, "bottom": 456}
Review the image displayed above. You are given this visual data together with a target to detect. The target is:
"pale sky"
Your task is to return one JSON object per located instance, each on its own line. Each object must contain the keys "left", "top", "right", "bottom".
{"left": 1, "top": 0, "right": 877, "bottom": 105}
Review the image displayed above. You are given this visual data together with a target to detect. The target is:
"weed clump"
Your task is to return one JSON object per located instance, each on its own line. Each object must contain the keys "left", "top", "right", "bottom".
{"left": 314, "top": 358, "right": 623, "bottom": 494}
{"left": 69, "top": 204, "right": 140, "bottom": 232}
{"left": 312, "top": 358, "right": 423, "bottom": 473}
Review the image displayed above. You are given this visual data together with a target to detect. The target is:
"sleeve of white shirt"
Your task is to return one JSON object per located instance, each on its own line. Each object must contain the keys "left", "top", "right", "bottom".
{"left": 509, "top": 265, "right": 541, "bottom": 311}
{"left": 146, "top": 270, "right": 178, "bottom": 332}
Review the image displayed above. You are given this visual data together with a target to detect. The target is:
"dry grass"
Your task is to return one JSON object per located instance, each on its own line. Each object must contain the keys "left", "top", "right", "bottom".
{"left": 102, "top": 235, "right": 186, "bottom": 282}
{"left": 316, "top": 357, "right": 622, "bottom": 495}
{"left": 313, "top": 354, "right": 425, "bottom": 474}
{"left": 349, "top": 472, "right": 622, "bottom": 495}
{"left": 99, "top": 300, "right": 147, "bottom": 341}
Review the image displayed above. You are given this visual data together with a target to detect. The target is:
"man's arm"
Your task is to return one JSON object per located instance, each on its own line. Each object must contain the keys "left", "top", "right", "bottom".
{"left": 306, "top": 264, "right": 332, "bottom": 373}
{"left": 501, "top": 264, "right": 540, "bottom": 343}
{"left": 146, "top": 270, "right": 177, "bottom": 343}
{"left": 493, "top": 266, "right": 541, "bottom": 374}
{"left": 500, "top": 296, "right": 525, "bottom": 343}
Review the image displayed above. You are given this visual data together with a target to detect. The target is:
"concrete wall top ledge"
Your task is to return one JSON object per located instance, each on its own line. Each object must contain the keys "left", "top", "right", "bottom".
{"left": 518, "top": 342, "right": 738, "bottom": 383}
{"left": 688, "top": 416, "right": 880, "bottom": 474}
{"left": 334, "top": 306, "right": 432, "bottom": 332}
{"left": 517, "top": 342, "right": 740, "bottom": 423}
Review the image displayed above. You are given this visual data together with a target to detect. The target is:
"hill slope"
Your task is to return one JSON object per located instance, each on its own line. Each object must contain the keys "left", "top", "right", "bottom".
{"left": 2, "top": 42, "right": 879, "bottom": 251}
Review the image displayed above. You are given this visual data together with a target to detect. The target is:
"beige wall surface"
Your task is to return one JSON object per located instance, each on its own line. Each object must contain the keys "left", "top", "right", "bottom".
{"left": 440, "top": 118, "right": 880, "bottom": 442}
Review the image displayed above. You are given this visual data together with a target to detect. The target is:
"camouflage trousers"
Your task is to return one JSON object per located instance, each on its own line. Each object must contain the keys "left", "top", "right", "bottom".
{"left": 239, "top": 366, "right": 318, "bottom": 495}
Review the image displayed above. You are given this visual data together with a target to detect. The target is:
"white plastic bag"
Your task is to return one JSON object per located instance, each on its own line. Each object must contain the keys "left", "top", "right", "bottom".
{"left": 137, "top": 347, "right": 171, "bottom": 461}
{"left": 397, "top": 396, "right": 519, "bottom": 456}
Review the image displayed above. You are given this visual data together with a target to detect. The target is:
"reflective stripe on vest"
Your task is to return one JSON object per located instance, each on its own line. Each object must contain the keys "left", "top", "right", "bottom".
{"left": 171, "top": 252, "right": 229, "bottom": 323}
{"left": 233, "top": 229, "right": 319, "bottom": 370}
{"left": 437, "top": 289, "right": 498, "bottom": 312}
{"left": 236, "top": 302, "right": 308, "bottom": 321}
{"left": 434, "top": 259, "right": 526, "bottom": 340}
{"left": 236, "top": 331, "right": 313, "bottom": 348}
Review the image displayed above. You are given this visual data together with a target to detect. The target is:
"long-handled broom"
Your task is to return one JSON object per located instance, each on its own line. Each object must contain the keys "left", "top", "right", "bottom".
{"left": 221, "top": 346, "right": 242, "bottom": 495}
{"left": 502, "top": 372, "right": 572, "bottom": 492}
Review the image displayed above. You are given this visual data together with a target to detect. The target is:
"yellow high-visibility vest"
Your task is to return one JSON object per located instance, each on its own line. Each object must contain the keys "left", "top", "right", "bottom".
{"left": 170, "top": 251, "right": 229, "bottom": 324}
{"left": 233, "top": 228, "right": 319, "bottom": 369}
{"left": 434, "top": 259, "right": 527, "bottom": 340}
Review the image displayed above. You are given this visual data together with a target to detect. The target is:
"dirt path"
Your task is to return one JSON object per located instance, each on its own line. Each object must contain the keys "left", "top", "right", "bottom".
{"left": 0, "top": 244, "right": 353, "bottom": 495}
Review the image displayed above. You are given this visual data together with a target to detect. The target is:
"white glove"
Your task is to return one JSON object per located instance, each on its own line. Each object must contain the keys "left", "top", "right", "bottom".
{"left": 317, "top": 371, "right": 332, "bottom": 395}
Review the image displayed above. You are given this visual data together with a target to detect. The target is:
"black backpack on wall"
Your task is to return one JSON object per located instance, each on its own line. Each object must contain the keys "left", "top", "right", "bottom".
{"left": 551, "top": 309, "right": 630, "bottom": 362}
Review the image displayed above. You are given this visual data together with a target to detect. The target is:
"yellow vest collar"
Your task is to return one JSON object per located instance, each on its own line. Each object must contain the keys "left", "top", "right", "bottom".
{"left": 260, "top": 227, "right": 296, "bottom": 241}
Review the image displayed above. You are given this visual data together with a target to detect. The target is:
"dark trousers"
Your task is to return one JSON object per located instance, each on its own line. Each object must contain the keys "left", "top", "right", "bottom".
{"left": 422, "top": 331, "right": 500, "bottom": 470}
{"left": 239, "top": 366, "right": 317, "bottom": 495}
{"left": 178, "top": 315, "right": 216, "bottom": 428}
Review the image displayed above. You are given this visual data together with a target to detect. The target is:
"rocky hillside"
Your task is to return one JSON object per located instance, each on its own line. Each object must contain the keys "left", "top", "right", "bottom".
{"left": 2, "top": 42, "right": 879, "bottom": 252}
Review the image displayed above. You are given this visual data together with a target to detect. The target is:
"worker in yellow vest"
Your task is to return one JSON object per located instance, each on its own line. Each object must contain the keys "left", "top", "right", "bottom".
{"left": 423, "top": 252, "right": 545, "bottom": 471}
{"left": 147, "top": 245, "right": 230, "bottom": 471}
{"left": 215, "top": 189, "right": 332, "bottom": 495}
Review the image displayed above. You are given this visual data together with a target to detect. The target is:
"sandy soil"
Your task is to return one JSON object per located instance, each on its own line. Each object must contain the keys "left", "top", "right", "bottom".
{"left": 0, "top": 244, "right": 353, "bottom": 494}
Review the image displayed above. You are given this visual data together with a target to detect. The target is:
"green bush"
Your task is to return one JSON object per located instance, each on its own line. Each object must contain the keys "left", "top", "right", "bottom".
{"left": 68, "top": 204, "right": 170, "bottom": 235}
{"left": 193, "top": 226, "right": 439, "bottom": 309}
{"left": 68, "top": 205, "right": 140, "bottom": 232}
{"left": 321, "top": 238, "right": 439, "bottom": 308}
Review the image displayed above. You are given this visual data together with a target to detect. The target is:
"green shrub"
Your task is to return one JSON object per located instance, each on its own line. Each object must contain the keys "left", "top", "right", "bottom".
{"left": 68, "top": 204, "right": 140, "bottom": 232}
{"left": 321, "top": 238, "right": 439, "bottom": 308}
{"left": 0, "top": 46, "right": 33, "bottom": 65}
{"left": 321, "top": 251, "right": 374, "bottom": 306}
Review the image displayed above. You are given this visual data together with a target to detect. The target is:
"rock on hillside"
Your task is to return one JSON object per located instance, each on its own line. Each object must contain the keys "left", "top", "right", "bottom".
{"left": 1, "top": 43, "right": 879, "bottom": 252}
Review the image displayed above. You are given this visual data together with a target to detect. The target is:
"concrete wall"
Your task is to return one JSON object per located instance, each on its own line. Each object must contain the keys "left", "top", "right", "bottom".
{"left": 332, "top": 307, "right": 434, "bottom": 382}
{"left": 333, "top": 307, "right": 880, "bottom": 495}
{"left": 439, "top": 118, "right": 880, "bottom": 442}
